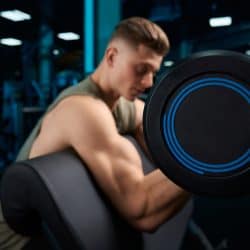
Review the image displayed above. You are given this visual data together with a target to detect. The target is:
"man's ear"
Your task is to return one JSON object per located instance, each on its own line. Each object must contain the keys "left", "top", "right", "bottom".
{"left": 105, "top": 46, "right": 118, "bottom": 67}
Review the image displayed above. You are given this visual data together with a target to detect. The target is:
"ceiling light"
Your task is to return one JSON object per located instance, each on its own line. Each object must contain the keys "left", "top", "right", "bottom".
{"left": 53, "top": 49, "right": 60, "bottom": 55}
{"left": 0, "top": 38, "right": 22, "bottom": 46}
{"left": 57, "top": 32, "right": 80, "bottom": 41}
{"left": 164, "top": 60, "right": 174, "bottom": 67}
{"left": 0, "top": 9, "right": 31, "bottom": 22}
{"left": 245, "top": 50, "right": 250, "bottom": 56}
{"left": 209, "top": 16, "right": 232, "bottom": 27}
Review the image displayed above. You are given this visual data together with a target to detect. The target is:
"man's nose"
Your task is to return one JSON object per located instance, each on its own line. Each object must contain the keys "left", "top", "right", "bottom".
{"left": 141, "top": 73, "right": 153, "bottom": 89}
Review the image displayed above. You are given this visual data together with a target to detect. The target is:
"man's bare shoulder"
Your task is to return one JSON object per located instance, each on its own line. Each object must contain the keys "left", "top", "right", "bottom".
{"left": 31, "top": 95, "right": 117, "bottom": 158}
{"left": 45, "top": 95, "right": 113, "bottom": 126}
{"left": 50, "top": 95, "right": 117, "bottom": 143}
{"left": 41, "top": 95, "right": 116, "bottom": 144}
{"left": 58, "top": 95, "right": 110, "bottom": 113}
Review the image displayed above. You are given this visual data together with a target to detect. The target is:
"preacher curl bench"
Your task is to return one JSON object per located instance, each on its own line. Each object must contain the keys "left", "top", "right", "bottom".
{"left": 1, "top": 136, "right": 193, "bottom": 250}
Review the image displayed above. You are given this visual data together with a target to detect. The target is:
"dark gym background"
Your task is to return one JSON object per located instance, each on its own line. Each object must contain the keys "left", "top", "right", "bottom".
{"left": 0, "top": 1, "right": 249, "bottom": 249}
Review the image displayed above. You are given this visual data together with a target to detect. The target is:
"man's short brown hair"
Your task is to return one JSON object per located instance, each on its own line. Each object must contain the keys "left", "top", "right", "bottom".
{"left": 110, "top": 17, "right": 170, "bottom": 56}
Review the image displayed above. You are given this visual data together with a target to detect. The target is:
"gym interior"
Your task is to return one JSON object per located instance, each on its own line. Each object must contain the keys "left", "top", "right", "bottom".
{"left": 0, "top": 0, "right": 249, "bottom": 249}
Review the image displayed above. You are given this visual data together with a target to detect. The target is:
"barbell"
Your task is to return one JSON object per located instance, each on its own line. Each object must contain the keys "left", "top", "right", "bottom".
{"left": 144, "top": 50, "right": 249, "bottom": 196}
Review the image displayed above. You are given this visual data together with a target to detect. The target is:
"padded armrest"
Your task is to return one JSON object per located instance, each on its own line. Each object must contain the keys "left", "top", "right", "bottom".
{"left": 1, "top": 136, "right": 193, "bottom": 250}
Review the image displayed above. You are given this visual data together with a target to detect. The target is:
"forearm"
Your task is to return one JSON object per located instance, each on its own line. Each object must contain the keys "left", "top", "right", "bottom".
{"left": 134, "top": 169, "right": 191, "bottom": 231}
{"left": 122, "top": 134, "right": 191, "bottom": 230}
{"left": 135, "top": 126, "right": 191, "bottom": 216}
{"left": 144, "top": 170, "right": 190, "bottom": 214}
{"left": 134, "top": 190, "right": 190, "bottom": 232}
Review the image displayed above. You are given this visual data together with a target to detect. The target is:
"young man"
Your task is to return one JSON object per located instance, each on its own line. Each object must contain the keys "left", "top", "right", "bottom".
{"left": 1, "top": 17, "right": 190, "bottom": 249}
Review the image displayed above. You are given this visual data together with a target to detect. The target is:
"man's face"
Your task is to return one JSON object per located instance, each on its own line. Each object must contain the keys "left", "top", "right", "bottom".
{"left": 110, "top": 43, "right": 163, "bottom": 101}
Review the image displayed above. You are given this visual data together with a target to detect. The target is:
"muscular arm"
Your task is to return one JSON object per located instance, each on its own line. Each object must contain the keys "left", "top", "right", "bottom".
{"left": 133, "top": 98, "right": 191, "bottom": 230}
{"left": 62, "top": 96, "right": 190, "bottom": 232}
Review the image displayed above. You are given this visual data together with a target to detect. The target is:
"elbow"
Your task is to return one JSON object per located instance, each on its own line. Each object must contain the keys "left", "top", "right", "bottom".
{"left": 127, "top": 201, "right": 185, "bottom": 233}
{"left": 129, "top": 208, "right": 175, "bottom": 233}
{"left": 131, "top": 217, "right": 160, "bottom": 233}
{"left": 125, "top": 200, "right": 161, "bottom": 233}
{"left": 124, "top": 195, "right": 147, "bottom": 221}
{"left": 121, "top": 193, "right": 154, "bottom": 232}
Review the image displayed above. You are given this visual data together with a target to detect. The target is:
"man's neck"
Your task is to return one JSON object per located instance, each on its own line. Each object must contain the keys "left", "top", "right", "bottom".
{"left": 90, "top": 68, "right": 120, "bottom": 110}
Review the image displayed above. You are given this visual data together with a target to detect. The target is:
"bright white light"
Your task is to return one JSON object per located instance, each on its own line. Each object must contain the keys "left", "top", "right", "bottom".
{"left": 164, "top": 60, "right": 174, "bottom": 67}
{"left": 209, "top": 16, "right": 232, "bottom": 27}
{"left": 57, "top": 32, "right": 80, "bottom": 41}
{"left": 0, "top": 38, "right": 22, "bottom": 46}
{"left": 53, "top": 49, "right": 60, "bottom": 55}
{"left": 245, "top": 50, "right": 250, "bottom": 56}
{"left": 0, "top": 9, "right": 31, "bottom": 22}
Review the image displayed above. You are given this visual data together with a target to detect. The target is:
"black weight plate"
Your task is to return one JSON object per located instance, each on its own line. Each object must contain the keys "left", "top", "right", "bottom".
{"left": 144, "top": 50, "right": 250, "bottom": 196}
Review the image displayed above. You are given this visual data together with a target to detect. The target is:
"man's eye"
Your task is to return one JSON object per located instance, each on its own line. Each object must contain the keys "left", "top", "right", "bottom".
{"left": 136, "top": 66, "right": 147, "bottom": 75}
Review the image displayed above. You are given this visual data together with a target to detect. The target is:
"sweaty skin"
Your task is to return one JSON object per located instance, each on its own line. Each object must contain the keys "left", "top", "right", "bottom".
{"left": 29, "top": 41, "right": 190, "bottom": 232}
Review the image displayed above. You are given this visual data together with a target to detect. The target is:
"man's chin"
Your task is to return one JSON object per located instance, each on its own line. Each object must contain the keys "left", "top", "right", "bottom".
{"left": 127, "top": 95, "right": 137, "bottom": 101}
{"left": 121, "top": 92, "right": 138, "bottom": 101}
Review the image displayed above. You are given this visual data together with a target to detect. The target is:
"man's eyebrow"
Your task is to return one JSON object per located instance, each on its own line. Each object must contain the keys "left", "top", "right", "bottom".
{"left": 150, "top": 65, "right": 160, "bottom": 74}
{"left": 144, "top": 63, "right": 159, "bottom": 72}
{"left": 137, "top": 63, "right": 160, "bottom": 74}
